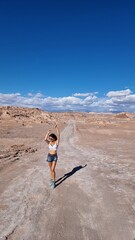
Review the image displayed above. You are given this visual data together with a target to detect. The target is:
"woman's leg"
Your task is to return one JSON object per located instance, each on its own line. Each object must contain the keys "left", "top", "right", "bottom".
{"left": 48, "top": 162, "right": 53, "bottom": 180}
{"left": 51, "top": 161, "right": 57, "bottom": 181}
{"left": 48, "top": 161, "right": 57, "bottom": 181}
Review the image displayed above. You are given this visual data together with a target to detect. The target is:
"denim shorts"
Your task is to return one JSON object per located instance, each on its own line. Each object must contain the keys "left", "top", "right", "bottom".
{"left": 47, "top": 153, "right": 58, "bottom": 162}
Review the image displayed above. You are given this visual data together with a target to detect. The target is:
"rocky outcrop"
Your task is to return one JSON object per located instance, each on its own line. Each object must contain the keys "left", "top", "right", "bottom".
{"left": 0, "top": 106, "right": 53, "bottom": 124}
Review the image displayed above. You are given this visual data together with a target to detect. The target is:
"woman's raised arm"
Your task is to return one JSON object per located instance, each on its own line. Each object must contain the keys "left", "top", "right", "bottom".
{"left": 44, "top": 129, "right": 51, "bottom": 143}
{"left": 55, "top": 124, "right": 60, "bottom": 144}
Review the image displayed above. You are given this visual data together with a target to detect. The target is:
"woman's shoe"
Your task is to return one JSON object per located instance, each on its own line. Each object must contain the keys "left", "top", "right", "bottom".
{"left": 51, "top": 181, "right": 55, "bottom": 189}
{"left": 49, "top": 179, "right": 53, "bottom": 186}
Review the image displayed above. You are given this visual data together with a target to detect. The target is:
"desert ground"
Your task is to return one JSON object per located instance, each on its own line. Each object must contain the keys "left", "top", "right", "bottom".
{"left": 0, "top": 106, "right": 135, "bottom": 240}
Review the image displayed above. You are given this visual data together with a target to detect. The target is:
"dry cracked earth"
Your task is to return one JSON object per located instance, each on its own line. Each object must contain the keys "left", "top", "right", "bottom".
{"left": 0, "top": 107, "right": 135, "bottom": 240}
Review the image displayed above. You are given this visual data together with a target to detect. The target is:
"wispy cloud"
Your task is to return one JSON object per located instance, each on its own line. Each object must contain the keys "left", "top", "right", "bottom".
{"left": 0, "top": 89, "right": 135, "bottom": 112}
{"left": 106, "top": 89, "right": 132, "bottom": 97}
{"left": 73, "top": 92, "right": 98, "bottom": 97}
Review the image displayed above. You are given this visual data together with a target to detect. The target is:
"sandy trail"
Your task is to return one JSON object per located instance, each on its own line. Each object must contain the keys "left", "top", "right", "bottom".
{"left": 0, "top": 121, "right": 135, "bottom": 240}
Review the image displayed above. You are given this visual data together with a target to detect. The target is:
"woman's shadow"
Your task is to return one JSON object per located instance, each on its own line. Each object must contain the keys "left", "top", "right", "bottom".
{"left": 55, "top": 164, "right": 87, "bottom": 187}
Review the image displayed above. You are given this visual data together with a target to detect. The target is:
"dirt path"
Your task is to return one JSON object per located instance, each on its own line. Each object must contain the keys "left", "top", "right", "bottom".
{"left": 0, "top": 121, "right": 135, "bottom": 240}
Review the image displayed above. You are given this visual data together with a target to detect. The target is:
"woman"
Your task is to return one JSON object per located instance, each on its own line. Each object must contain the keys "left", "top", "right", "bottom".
{"left": 44, "top": 124, "right": 60, "bottom": 188}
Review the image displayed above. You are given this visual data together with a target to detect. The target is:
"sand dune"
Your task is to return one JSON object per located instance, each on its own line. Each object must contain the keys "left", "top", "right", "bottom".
{"left": 0, "top": 107, "right": 135, "bottom": 240}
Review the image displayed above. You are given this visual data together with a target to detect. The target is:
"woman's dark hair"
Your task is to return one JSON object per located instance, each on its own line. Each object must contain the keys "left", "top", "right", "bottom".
{"left": 49, "top": 133, "right": 57, "bottom": 141}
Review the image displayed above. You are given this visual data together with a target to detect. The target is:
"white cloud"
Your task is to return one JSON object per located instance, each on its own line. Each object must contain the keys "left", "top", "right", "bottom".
{"left": 0, "top": 93, "right": 21, "bottom": 104}
{"left": 0, "top": 89, "right": 135, "bottom": 112}
{"left": 101, "top": 89, "right": 135, "bottom": 112}
{"left": 106, "top": 89, "right": 132, "bottom": 97}
{"left": 27, "top": 93, "right": 33, "bottom": 97}
{"left": 73, "top": 92, "right": 98, "bottom": 97}
{"left": 73, "top": 93, "right": 91, "bottom": 97}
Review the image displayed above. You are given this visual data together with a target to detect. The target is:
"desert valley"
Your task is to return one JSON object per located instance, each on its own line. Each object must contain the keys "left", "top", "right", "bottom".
{"left": 0, "top": 106, "right": 135, "bottom": 240}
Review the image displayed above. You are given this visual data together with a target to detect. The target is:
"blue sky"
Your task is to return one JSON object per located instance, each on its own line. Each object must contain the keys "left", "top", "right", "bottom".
{"left": 0, "top": 0, "right": 135, "bottom": 112}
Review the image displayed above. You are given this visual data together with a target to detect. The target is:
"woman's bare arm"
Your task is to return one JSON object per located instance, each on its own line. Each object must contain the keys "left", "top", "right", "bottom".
{"left": 44, "top": 129, "right": 51, "bottom": 144}
{"left": 55, "top": 124, "right": 60, "bottom": 144}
